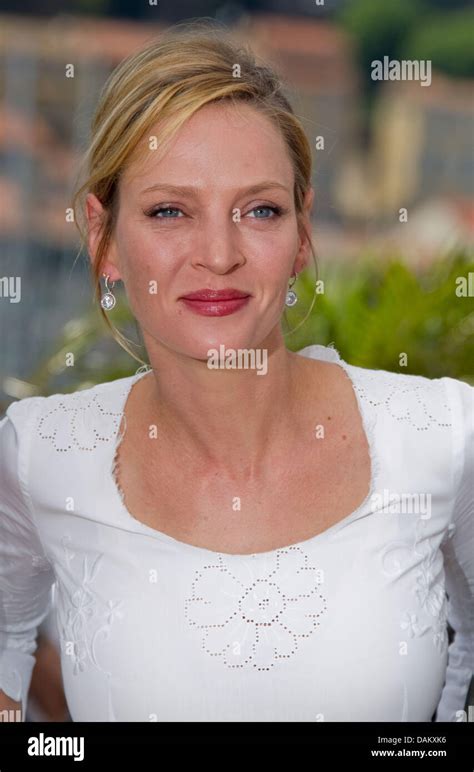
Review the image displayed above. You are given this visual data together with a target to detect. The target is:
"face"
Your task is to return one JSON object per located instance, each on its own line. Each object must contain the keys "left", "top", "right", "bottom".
{"left": 86, "top": 101, "right": 314, "bottom": 361}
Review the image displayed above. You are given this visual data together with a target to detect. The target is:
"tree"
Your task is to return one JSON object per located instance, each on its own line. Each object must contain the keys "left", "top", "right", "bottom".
{"left": 403, "top": 11, "right": 474, "bottom": 78}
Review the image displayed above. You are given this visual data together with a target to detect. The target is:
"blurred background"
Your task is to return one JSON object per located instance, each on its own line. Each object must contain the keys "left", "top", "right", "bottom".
{"left": 0, "top": 0, "right": 473, "bottom": 720}
{"left": 0, "top": 0, "right": 473, "bottom": 408}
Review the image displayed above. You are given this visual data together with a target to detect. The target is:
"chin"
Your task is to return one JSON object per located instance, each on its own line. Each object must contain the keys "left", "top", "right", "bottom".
{"left": 178, "top": 335, "right": 263, "bottom": 362}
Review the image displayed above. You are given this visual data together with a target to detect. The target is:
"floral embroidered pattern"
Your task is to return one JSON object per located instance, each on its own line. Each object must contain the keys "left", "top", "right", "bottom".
{"left": 400, "top": 612, "right": 427, "bottom": 639}
{"left": 413, "top": 518, "right": 449, "bottom": 654}
{"left": 350, "top": 370, "right": 452, "bottom": 431}
{"left": 382, "top": 517, "right": 449, "bottom": 654}
{"left": 415, "top": 558, "right": 445, "bottom": 616}
{"left": 56, "top": 536, "right": 124, "bottom": 677}
{"left": 185, "top": 545, "right": 327, "bottom": 671}
{"left": 36, "top": 384, "right": 132, "bottom": 453}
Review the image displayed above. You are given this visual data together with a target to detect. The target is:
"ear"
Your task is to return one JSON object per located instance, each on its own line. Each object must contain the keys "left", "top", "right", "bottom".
{"left": 85, "top": 193, "right": 121, "bottom": 280}
{"left": 294, "top": 187, "right": 314, "bottom": 274}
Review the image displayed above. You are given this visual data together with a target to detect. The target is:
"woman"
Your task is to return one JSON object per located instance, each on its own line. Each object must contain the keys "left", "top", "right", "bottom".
{"left": 0, "top": 21, "right": 472, "bottom": 723}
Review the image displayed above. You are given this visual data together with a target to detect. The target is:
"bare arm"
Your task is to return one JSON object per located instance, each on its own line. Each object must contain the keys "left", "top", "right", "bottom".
{"left": 27, "top": 635, "right": 69, "bottom": 721}
{"left": 0, "top": 690, "right": 23, "bottom": 721}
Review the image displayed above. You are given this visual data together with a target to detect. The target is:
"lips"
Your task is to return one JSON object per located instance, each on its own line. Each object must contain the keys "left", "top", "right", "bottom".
{"left": 179, "top": 289, "right": 251, "bottom": 317}
{"left": 180, "top": 288, "right": 250, "bottom": 301}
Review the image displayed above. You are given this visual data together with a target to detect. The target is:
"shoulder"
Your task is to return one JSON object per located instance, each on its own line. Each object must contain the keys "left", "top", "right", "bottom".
{"left": 2, "top": 373, "right": 139, "bottom": 452}
{"left": 339, "top": 360, "right": 465, "bottom": 434}
{"left": 338, "top": 357, "right": 473, "bottom": 496}
{"left": 301, "top": 343, "right": 469, "bottom": 433}
{"left": 335, "top": 354, "right": 473, "bottom": 512}
{"left": 301, "top": 344, "right": 473, "bottom": 501}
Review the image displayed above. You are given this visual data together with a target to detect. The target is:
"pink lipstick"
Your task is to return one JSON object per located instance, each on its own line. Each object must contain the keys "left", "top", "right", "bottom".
{"left": 179, "top": 288, "right": 251, "bottom": 317}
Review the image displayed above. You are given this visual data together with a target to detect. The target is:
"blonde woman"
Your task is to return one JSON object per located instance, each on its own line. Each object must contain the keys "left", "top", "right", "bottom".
{"left": 0, "top": 20, "right": 472, "bottom": 723}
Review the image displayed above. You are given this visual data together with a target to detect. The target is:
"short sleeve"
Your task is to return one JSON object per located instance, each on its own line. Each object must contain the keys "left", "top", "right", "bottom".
{"left": 435, "top": 377, "right": 474, "bottom": 722}
{"left": 0, "top": 401, "right": 56, "bottom": 721}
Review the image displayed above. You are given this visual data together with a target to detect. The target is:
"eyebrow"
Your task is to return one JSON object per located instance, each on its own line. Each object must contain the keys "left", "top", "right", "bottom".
{"left": 139, "top": 181, "right": 291, "bottom": 197}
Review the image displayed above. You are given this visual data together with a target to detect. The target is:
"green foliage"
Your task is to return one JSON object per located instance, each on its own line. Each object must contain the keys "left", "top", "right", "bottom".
{"left": 338, "top": 0, "right": 474, "bottom": 85}
{"left": 75, "top": 0, "right": 111, "bottom": 15}
{"left": 22, "top": 296, "right": 144, "bottom": 396}
{"left": 12, "top": 251, "right": 474, "bottom": 399}
{"left": 285, "top": 250, "right": 474, "bottom": 383}
{"left": 337, "top": 0, "right": 425, "bottom": 79}
{"left": 402, "top": 11, "right": 474, "bottom": 78}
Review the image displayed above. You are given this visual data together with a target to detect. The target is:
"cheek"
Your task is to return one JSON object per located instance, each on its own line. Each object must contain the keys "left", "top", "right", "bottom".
{"left": 115, "top": 217, "right": 298, "bottom": 293}
{"left": 117, "top": 226, "right": 175, "bottom": 288}
{"left": 242, "top": 227, "right": 297, "bottom": 279}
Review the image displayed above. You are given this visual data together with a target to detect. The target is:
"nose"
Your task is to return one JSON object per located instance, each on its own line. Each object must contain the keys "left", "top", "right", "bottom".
{"left": 191, "top": 209, "right": 245, "bottom": 275}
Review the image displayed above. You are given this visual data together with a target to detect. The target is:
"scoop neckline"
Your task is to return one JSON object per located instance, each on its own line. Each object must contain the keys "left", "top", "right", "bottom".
{"left": 108, "top": 344, "right": 380, "bottom": 560}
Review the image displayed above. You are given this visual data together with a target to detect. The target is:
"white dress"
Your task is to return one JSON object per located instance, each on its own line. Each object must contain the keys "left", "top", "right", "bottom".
{"left": 0, "top": 344, "right": 472, "bottom": 722}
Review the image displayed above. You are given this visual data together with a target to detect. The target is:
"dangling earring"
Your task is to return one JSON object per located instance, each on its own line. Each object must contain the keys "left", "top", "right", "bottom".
{"left": 100, "top": 274, "right": 116, "bottom": 311}
{"left": 285, "top": 273, "right": 298, "bottom": 307}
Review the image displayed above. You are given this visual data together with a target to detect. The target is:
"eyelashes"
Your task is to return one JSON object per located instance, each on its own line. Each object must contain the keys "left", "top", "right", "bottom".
{"left": 144, "top": 204, "right": 288, "bottom": 221}
{"left": 247, "top": 205, "right": 286, "bottom": 219}
{"left": 146, "top": 206, "right": 183, "bottom": 219}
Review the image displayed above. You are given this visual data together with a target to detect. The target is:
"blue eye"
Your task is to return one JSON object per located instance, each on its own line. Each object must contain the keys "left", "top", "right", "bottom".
{"left": 150, "top": 207, "right": 183, "bottom": 218}
{"left": 248, "top": 206, "right": 282, "bottom": 218}
{"left": 147, "top": 204, "right": 285, "bottom": 220}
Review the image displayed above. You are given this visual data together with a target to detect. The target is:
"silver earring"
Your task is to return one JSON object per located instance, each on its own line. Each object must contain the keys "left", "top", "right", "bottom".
{"left": 100, "top": 274, "right": 116, "bottom": 311}
{"left": 285, "top": 274, "right": 298, "bottom": 307}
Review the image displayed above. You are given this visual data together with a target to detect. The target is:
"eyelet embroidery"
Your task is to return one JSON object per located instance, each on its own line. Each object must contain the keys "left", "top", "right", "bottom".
{"left": 37, "top": 386, "right": 131, "bottom": 453}
{"left": 185, "top": 545, "right": 327, "bottom": 671}
{"left": 350, "top": 371, "right": 452, "bottom": 430}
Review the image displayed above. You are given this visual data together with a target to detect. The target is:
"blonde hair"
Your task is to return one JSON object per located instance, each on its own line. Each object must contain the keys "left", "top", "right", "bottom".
{"left": 72, "top": 18, "right": 318, "bottom": 365}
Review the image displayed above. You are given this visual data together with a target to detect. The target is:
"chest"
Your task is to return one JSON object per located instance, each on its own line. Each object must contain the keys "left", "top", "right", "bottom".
{"left": 54, "top": 519, "right": 448, "bottom": 722}
{"left": 113, "top": 410, "right": 372, "bottom": 554}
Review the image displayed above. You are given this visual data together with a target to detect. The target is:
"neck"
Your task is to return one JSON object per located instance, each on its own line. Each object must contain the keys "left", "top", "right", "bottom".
{"left": 138, "top": 332, "right": 310, "bottom": 475}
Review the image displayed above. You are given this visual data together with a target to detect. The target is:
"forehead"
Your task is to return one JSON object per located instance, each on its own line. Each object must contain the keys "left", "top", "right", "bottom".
{"left": 120, "top": 101, "right": 294, "bottom": 194}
